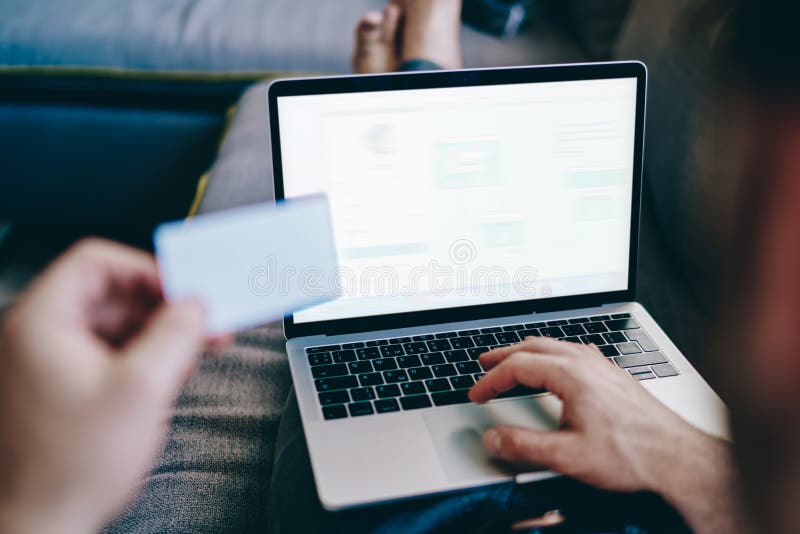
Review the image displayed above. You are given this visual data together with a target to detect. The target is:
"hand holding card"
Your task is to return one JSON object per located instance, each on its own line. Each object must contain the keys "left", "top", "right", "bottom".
{"left": 154, "top": 195, "right": 340, "bottom": 335}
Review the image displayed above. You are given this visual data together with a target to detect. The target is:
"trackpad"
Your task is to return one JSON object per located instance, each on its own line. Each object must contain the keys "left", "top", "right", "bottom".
{"left": 422, "top": 396, "right": 562, "bottom": 483}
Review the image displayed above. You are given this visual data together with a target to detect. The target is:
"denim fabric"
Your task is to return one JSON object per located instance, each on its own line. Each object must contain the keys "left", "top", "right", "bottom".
{"left": 399, "top": 59, "right": 445, "bottom": 72}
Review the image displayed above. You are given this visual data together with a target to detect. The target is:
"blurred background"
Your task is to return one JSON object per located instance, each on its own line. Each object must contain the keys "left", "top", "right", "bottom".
{"left": 1, "top": 0, "right": 613, "bottom": 307}
{"left": 2, "top": 0, "right": 710, "bottom": 374}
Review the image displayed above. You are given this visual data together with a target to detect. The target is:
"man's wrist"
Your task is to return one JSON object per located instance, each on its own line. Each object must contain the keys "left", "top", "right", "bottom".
{"left": 647, "top": 425, "right": 742, "bottom": 534}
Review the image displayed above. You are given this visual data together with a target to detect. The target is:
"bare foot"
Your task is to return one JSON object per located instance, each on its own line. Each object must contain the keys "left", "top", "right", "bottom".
{"left": 352, "top": 4, "right": 402, "bottom": 74}
{"left": 395, "top": 0, "right": 463, "bottom": 70}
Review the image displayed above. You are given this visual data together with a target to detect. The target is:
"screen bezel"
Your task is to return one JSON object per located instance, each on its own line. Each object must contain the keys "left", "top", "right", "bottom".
{"left": 269, "top": 62, "right": 647, "bottom": 339}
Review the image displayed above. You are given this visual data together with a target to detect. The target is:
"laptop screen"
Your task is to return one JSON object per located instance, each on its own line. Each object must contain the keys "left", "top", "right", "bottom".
{"left": 277, "top": 76, "right": 639, "bottom": 325}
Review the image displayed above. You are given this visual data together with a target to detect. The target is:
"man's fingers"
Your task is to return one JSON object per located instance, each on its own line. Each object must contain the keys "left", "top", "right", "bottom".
{"left": 479, "top": 336, "right": 579, "bottom": 371}
{"left": 483, "top": 425, "right": 577, "bottom": 469}
{"left": 121, "top": 300, "right": 207, "bottom": 401}
{"left": 470, "top": 351, "right": 575, "bottom": 403}
{"left": 64, "top": 238, "right": 160, "bottom": 293}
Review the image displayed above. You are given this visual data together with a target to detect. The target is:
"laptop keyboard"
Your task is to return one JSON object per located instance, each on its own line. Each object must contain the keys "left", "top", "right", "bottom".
{"left": 304, "top": 313, "right": 679, "bottom": 420}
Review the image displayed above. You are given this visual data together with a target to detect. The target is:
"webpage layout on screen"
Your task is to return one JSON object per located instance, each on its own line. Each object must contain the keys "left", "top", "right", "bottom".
{"left": 277, "top": 77, "right": 638, "bottom": 323}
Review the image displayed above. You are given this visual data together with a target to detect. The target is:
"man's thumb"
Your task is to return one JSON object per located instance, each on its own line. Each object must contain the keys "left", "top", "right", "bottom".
{"left": 483, "top": 426, "right": 573, "bottom": 469}
{"left": 122, "top": 300, "right": 207, "bottom": 400}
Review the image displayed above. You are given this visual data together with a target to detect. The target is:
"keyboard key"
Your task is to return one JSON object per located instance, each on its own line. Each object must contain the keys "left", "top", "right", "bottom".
{"left": 376, "top": 384, "right": 401, "bottom": 398}
{"left": 356, "top": 347, "right": 381, "bottom": 360}
{"left": 348, "top": 402, "right": 374, "bottom": 417}
{"left": 427, "top": 339, "right": 452, "bottom": 351}
{"left": 458, "top": 329, "right": 480, "bottom": 336}
{"left": 614, "top": 352, "right": 668, "bottom": 368}
{"left": 652, "top": 363, "right": 679, "bottom": 378}
{"left": 584, "top": 322, "right": 608, "bottom": 334}
{"left": 400, "top": 394, "right": 432, "bottom": 410}
{"left": 322, "top": 404, "right": 348, "bottom": 420}
{"left": 358, "top": 373, "right": 384, "bottom": 386}
{"left": 539, "top": 327, "right": 564, "bottom": 338}
{"left": 444, "top": 349, "right": 469, "bottom": 363}
{"left": 407, "top": 366, "right": 433, "bottom": 380}
{"left": 397, "top": 355, "right": 422, "bottom": 368}
{"left": 473, "top": 373, "right": 486, "bottom": 382}
{"left": 318, "top": 390, "right": 350, "bottom": 406}
{"left": 590, "top": 315, "right": 611, "bottom": 322}
{"left": 568, "top": 317, "right": 590, "bottom": 324}
{"left": 563, "top": 336, "right": 581, "bottom": 344}
{"left": 348, "top": 361, "right": 373, "bottom": 374}
{"left": 433, "top": 364, "right": 458, "bottom": 377}
{"left": 383, "top": 370, "right": 409, "bottom": 383}
{"left": 525, "top": 322, "right": 547, "bottom": 328}
{"left": 435, "top": 332, "right": 457, "bottom": 339}
{"left": 311, "top": 363, "right": 349, "bottom": 379}
{"left": 372, "top": 358, "right": 398, "bottom": 372}
{"left": 546, "top": 320, "right": 569, "bottom": 326}
{"left": 332, "top": 349, "right": 357, "bottom": 363}
{"left": 480, "top": 327, "right": 502, "bottom": 333}
{"left": 374, "top": 398, "right": 401, "bottom": 413}
{"left": 342, "top": 342, "right": 365, "bottom": 349}
{"left": 380, "top": 345, "right": 404, "bottom": 357}
{"left": 350, "top": 387, "right": 376, "bottom": 401}
{"left": 404, "top": 342, "right": 429, "bottom": 354}
{"left": 450, "top": 337, "right": 475, "bottom": 349}
{"left": 365, "top": 339, "right": 388, "bottom": 347}
{"left": 473, "top": 334, "right": 496, "bottom": 346}
{"left": 603, "top": 332, "right": 627, "bottom": 344}
{"left": 315, "top": 375, "right": 358, "bottom": 392}
{"left": 518, "top": 329, "right": 539, "bottom": 338}
{"left": 425, "top": 378, "right": 451, "bottom": 392}
{"left": 456, "top": 361, "right": 481, "bottom": 375}
{"left": 629, "top": 369, "right": 656, "bottom": 381}
{"left": 616, "top": 342, "right": 642, "bottom": 355}
{"left": 611, "top": 313, "right": 631, "bottom": 319}
{"left": 624, "top": 330, "right": 659, "bottom": 351}
{"left": 598, "top": 345, "right": 620, "bottom": 357}
{"left": 605, "top": 318, "right": 640, "bottom": 331}
{"left": 412, "top": 334, "right": 434, "bottom": 341}
{"left": 307, "top": 344, "right": 340, "bottom": 353}
{"left": 562, "top": 324, "right": 586, "bottom": 336}
{"left": 496, "top": 332, "right": 520, "bottom": 344}
{"left": 450, "top": 375, "right": 475, "bottom": 389}
{"left": 389, "top": 337, "right": 412, "bottom": 344}
{"left": 420, "top": 352, "right": 445, "bottom": 366}
{"left": 431, "top": 389, "right": 471, "bottom": 406}
{"left": 467, "top": 347, "right": 487, "bottom": 359}
{"left": 503, "top": 324, "right": 526, "bottom": 331}
{"left": 401, "top": 381, "right": 427, "bottom": 395}
{"left": 308, "top": 353, "right": 332, "bottom": 366}
{"left": 581, "top": 334, "right": 605, "bottom": 345}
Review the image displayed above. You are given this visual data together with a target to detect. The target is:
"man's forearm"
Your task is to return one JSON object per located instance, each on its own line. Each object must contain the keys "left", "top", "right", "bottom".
{"left": 652, "top": 427, "right": 745, "bottom": 534}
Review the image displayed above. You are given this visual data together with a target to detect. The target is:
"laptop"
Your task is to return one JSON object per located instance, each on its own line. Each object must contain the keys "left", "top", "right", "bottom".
{"left": 267, "top": 62, "right": 729, "bottom": 511}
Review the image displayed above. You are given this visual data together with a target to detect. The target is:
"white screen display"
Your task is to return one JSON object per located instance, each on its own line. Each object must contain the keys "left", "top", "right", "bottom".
{"left": 278, "top": 77, "right": 638, "bottom": 324}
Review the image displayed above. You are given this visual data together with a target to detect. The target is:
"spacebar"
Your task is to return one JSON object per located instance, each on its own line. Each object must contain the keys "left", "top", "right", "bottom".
{"left": 431, "top": 389, "right": 471, "bottom": 406}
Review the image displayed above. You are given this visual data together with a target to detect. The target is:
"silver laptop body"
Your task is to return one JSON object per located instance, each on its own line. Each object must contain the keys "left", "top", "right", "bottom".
{"left": 268, "top": 62, "right": 729, "bottom": 511}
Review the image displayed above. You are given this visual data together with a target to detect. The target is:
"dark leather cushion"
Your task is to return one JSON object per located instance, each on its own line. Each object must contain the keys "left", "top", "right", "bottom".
{"left": 613, "top": 0, "right": 734, "bottom": 362}
{"left": 547, "top": 0, "right": 633, "bottom": 60}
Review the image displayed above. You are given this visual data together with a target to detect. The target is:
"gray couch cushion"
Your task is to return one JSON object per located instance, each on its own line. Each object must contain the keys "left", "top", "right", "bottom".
{"left": 105, "top": 327, "right": 292, "bottom": 533}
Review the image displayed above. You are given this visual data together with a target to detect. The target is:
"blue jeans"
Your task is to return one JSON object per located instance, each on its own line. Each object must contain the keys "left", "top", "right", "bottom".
{"left": 268, "top": 391, "right": 689, "bottom": 534}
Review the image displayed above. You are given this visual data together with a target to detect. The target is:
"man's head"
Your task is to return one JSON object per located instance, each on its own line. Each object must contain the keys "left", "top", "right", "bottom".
{"left": 710, "top": 1, "right": 800, "bottom": 531}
